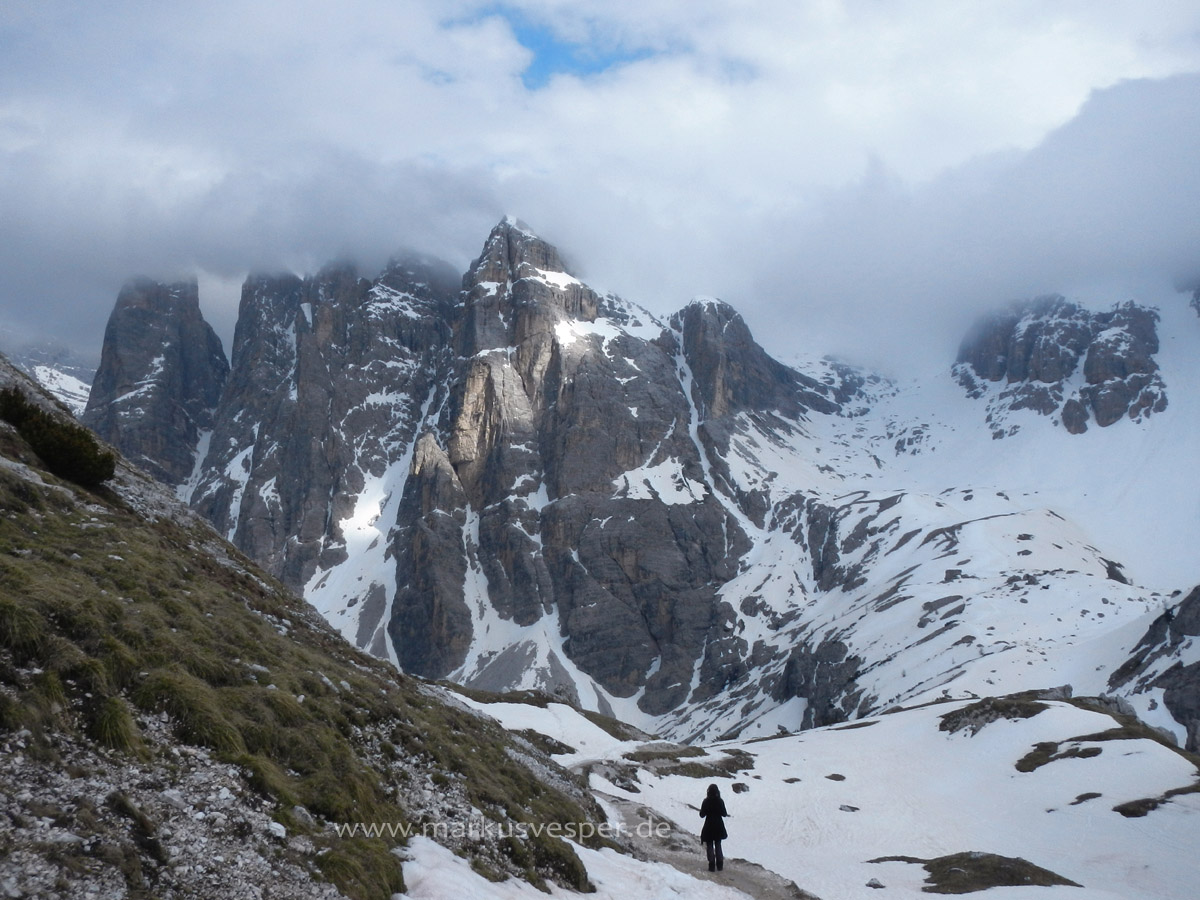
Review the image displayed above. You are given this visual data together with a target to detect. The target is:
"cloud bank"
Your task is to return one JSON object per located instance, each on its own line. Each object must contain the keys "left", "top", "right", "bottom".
{"left": 2, "top": 1, "right": 1199, "bottom": 372}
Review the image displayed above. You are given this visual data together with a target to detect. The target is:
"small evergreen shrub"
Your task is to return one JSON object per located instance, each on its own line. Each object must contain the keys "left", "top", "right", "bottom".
{"left": 0, "top": 386, "right": 115, "bottom": 487}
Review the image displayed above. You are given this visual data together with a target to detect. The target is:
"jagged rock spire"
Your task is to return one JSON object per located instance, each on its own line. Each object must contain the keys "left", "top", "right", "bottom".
{"left": 83, "top": 277, "right": 228, "bottom": 485}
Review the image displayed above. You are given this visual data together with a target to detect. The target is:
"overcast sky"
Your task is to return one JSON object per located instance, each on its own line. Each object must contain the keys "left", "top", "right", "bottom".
{"left": 3, "top": 1, "right": 1200, "bottom": 373}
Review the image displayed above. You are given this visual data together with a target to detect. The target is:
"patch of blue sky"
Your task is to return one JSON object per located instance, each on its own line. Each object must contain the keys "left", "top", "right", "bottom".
{"left": 513, "top": 23, "right": 652, "bottom": 88}
{"left": 485, "top": 6, "right": 657, "bottom": 89}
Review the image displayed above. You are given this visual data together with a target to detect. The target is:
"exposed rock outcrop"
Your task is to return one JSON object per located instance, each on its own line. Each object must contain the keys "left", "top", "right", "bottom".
{"left": 669, "top": 299, "right": 837, "bottom": 421}
{"left": 954, "top": 295, "right": 1167, "bottom": 436}
{"left": 190, "top": 254, "right": 459, "bottom": 626}
{"left": 406, "top": 222, "right": 765, "bottom": 711}
{"left": 775, "top": 637, "right": 871, "bottom": 729}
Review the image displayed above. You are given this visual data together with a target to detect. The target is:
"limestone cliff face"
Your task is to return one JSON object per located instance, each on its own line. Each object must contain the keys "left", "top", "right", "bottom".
{"left": 83, "top": 278, "right": 228, "bottom": 484}
{"left": 953, "top": 295, "right": 1167, "bottom": 436}
{"left": 671, "top": 299, "right": 837, "bottom": 421}
{"left": 81, "top": 223, "right": 980, "bottom": 727}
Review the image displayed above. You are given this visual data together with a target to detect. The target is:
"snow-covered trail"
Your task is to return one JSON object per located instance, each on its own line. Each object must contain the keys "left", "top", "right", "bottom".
{"left": 596, "top": 790, "right": 821, "bottom": 900}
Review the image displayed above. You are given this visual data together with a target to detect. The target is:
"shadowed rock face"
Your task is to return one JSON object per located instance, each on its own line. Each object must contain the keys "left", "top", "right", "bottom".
{"left": 671, "top": 299, "right": 836, "bottom": 421}
{"left": 83, "top": 278, "right": 228, "bottom": 485}
{"left": 776, "top": 637, "right": 870, "bottom": 730}
{"left": 953, "top": 295, "right": 1167, "bottom": 436}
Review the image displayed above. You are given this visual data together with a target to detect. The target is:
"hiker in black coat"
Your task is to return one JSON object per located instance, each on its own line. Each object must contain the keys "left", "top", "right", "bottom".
{"left": 699, "top": 783, "right": 729, "bottom": 871}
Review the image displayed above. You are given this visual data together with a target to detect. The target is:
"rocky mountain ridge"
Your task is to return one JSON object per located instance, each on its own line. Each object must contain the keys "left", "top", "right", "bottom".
{"left": 81, "top": 219, "right": 1200, "bottom": 748}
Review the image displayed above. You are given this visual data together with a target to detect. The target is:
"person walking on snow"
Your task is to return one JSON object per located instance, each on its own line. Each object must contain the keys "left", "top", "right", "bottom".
{"left": 699, "top": 783, "right": 729, "bottom": 872}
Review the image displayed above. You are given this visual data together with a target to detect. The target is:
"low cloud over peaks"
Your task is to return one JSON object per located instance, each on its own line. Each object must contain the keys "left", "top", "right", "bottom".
{"left": 738, "top": 74, "right": 1200, "bottom": 374}
{"left": 1, "top": 4, "right": 1199, "bottom": 372}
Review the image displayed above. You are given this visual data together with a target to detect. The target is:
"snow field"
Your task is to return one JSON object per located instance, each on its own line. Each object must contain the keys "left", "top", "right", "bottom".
{"left": 455, "top": 694, "right": 1200, "bottom": 900}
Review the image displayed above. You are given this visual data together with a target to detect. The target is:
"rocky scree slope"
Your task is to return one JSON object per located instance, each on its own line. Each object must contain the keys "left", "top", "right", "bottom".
{"left": 0, "top": 355, "right": 612, "bottom": 900}
{"left": 82, "top": 221, "right": 1200, "bottom": 747}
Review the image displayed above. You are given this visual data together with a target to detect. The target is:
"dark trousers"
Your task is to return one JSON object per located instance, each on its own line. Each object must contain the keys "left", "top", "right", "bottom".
{"left": 704, "top": 839, "right": 723, "bottom": 870}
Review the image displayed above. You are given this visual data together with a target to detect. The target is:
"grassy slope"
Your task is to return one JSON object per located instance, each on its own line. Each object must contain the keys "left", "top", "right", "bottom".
{"left": 0, "top": 398, "right": 608, "bottom": 898}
